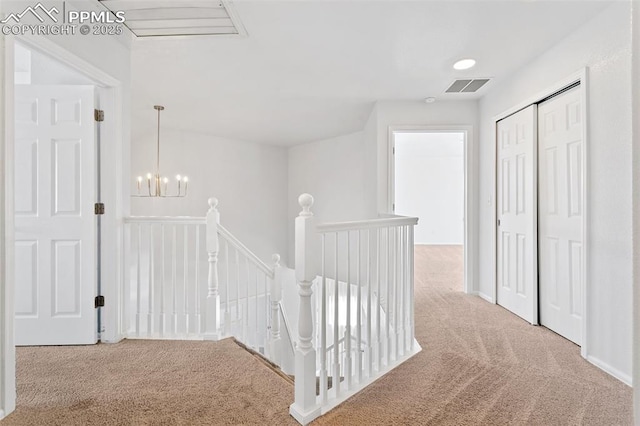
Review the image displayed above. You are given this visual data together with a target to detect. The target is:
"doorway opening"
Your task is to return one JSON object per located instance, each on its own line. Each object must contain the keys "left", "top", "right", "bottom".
{"left": 391, "top": 130, "right": 466, "bottom": 292}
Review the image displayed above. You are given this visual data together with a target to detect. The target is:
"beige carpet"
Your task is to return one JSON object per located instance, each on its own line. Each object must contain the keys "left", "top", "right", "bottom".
{"left": 315, "top": 245, "right": 633, "bottom": 425}
{"left": 2, "top": 338, "right": 297, "bottom": 425}
{"left": 2, "top": 245, "right": 633, "bottom": 425}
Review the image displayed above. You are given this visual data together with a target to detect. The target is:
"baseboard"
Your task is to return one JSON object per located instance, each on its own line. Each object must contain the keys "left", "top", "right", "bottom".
{"left": 586, "top": 355, "right": 632, "bottom": 386}
{"left": 0, "top": 409, "right": 5, "bottom": 419}
{"left": 477, "top": 292, "right": 495, "bottom": 304}
{"left": 101, "top": 334, "right": 125, "bottom": 344}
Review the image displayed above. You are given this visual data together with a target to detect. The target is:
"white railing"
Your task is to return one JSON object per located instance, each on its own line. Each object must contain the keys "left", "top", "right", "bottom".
{"left": 289, "top": 194, "right": 421, "bottom": 425}
{"left": 123, "top": 198, "right": 291, "bottom": 368}
{"left": 123, "top": 216, "right": 207, "bottom": 339}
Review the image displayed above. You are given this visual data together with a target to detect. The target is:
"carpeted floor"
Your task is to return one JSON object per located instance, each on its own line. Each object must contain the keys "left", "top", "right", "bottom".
{"left": 315, "top": 245, "right": 633, "bottom": 425}
{"left": 2, "top": 245, "right": 633, "bottom": 425}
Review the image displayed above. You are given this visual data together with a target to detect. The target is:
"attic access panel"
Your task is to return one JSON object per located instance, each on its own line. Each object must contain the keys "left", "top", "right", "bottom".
{"left": 99, "top": 0, "right": 245, "bottom": 37}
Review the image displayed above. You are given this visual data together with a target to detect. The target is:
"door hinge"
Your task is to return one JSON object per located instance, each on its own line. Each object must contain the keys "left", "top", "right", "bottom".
{"left": 393, "top": 147, "right": 395, "bottom": 155}
{"left": 497, "top": 219, "right": 501, "bottom": 227}
{"left": 392, "top": 203, "right": 395, "bottom": 211}
{"left": 95, "top": 203, "right": 105, "bottom": 215}
{"left": 95, "top": 295, "right": 105, "bottom": 308}
{"left": 94, "top": 109, "right": 104, "bottom": 122}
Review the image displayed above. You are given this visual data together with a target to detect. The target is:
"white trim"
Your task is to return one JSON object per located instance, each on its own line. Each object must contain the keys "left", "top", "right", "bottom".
{"left": 388, "top": 125, "right": 475, "bottom": 295}
{"left": 477, "top": 292, "right": 495, "bottom": 304}
{"left": 492, "top": 68, "right": 589, "bottom": 354}
{"left": 317, "top": 215, "right": 419, "bottom": 233}
{"left": 0, "top": 34, "right": 16, "bottom": 420}
{"left": 586, "top": 355, "right": 633, "bottom": 387}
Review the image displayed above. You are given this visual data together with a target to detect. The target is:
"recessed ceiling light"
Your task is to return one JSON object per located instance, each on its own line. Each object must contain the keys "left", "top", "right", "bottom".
{"left": 453, "top": 59, "right": 476, "bottom": 70}
{"left": 425, "top": 97, "right": 436, "bottom": 104}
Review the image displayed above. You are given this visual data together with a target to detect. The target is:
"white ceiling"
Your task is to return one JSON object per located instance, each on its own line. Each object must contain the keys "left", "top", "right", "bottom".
{"left": 131, "top": 0, "right": 613, "bottom": 146}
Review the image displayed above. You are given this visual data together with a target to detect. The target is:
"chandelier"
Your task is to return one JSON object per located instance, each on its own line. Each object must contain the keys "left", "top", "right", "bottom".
{"left": 133, "top": 105, "right": 188, "bottom": 198}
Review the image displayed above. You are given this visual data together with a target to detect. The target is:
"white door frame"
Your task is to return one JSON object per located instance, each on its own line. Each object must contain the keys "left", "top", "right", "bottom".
{"left": 388, "top": 125, "right": 474, "bottom": 294}
{"left": 492, "top": 68, "right": 589, "bottom": 358}
{"left": 1, "top": 35, "right": 126, "bottom": 418}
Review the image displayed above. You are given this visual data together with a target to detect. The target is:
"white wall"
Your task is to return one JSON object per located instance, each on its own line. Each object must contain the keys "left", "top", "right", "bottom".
{"left": 478, "top": 3, "right": 632, "bottom": 383}
{"left": 287, "top": 131, "right": 367, "bottom": 261}
{"left": 131, "top": 127, "right": 289, "bottom": 266}
{"left": 394, "top": 132, "right": 464, "bottom": 245}
{"left": 14, "top": 43, "right": 94, "bottom": 86}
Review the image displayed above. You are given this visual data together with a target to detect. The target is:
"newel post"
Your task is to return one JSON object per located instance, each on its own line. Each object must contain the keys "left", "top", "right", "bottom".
{"left": 270, "top": 254, "right": 283, "bottom": 366}
{"left": 290, "top": 194, "right": 321, "bottom": 424}
{"left": 204, "top": 197, "right": 221, "bottom": 340}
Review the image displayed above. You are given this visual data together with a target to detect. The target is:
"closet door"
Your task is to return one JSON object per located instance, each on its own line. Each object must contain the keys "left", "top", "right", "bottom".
{"left": 496, "top": 105, "right": 538, "bottom": 324}
{"left": 538, "top": 86, "right": 583, "bottom": 345}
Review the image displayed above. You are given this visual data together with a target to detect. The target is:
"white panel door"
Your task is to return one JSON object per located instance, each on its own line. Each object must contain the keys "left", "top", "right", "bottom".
{"left": 496, "top": 105, "right": 537, "bottom": 324}
{"left": 14, "top": 85, "right": 97, "bottom": 345}
{"left": 538, "top": 86, "right": 583, "bottom": 345}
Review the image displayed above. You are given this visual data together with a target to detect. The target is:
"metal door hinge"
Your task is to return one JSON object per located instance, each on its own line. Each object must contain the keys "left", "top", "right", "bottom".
{"left": 497, "top": 219, "right": 501, "bottom": 227}
{"left": 95, "top": 295, "right": 105, "bottom": 308}
{"left": 95, "top": 203, "right": 105, "bottom": 215}
{"left": 94, "top": 109, "right": 104, "bottom": 122}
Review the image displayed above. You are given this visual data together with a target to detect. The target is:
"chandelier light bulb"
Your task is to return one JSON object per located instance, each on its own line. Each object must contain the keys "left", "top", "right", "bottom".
{"left": 183, "top": 176, "right": 189, "bottom": 183}
{"left": 176, "top": 174, "right": 182, "bottom": 181}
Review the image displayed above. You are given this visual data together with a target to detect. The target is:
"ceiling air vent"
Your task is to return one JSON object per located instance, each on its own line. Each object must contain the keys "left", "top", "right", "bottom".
{"left": 445, "top": 78, "right": 490, "bottom": 93}
{"left": 99, "top": 0, "right": 246, "bottom": 38}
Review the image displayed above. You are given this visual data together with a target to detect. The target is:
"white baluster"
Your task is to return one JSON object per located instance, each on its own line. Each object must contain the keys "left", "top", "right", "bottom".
{"left": 264, "top": 272, "right": 269, "bottom": 356}
{"left": 376, "top": 227, "right": 381, "bottom": 371}
{"left": 333, "top": 232, "right": 340, "bottom": 397}
{"left": 409, "top": 224, "right": 415, "bottom": 351}
{"left": 356, "top": 229, "right": 362, "bottom": 383}
{"left": 195, "top": 225, "right": 201, "bottom": 334}
{"left": 366, "top": 228, "right": 372, "bottom": 377}
{"left": 244, "top": 256, "right": 250, "bottom": 343}
{"left": 391, "top": 226, "right": 396, "bottom": 361}
{"left": 255, "top": 266, "right": 259, "bottom": 350}
{"left": 160, "top": 224, "right": 166, "bottom": 336}
{"left": 320, "top": 234, "right": 328, "bottom": 404}
{"left": 290, "top": 194, "right": 321, "bottom": 425}
{"left": 270, "top": 254, "right": 282, "bottom": 366}
{"left": 148, "top": 224, "right": 154, "bottom": 336}
{"left": 172, "top": 225, "right": 178, "bottom": 336}
{"left": 399, "top": 225, "right": 405, "bottom": 355}
{"left": 183, "top": 225, "right": 189, "bottom": 336}
{"left": 225, "top": 240, "right": 231, "bottom": 335}
{"left": 235, "top": 249, "right": 241, "bottom": 336}
{"left": 204, "top": 197, "right": 221, "bottom": 340}
{"left": 345, "top": 231, "right": 352, "bottom": 390}
{"left": 135, "top": 224, "right": 141, "bottom": 337}
{"left": 386, "top": 226, "right": 391, "bottom": 365}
